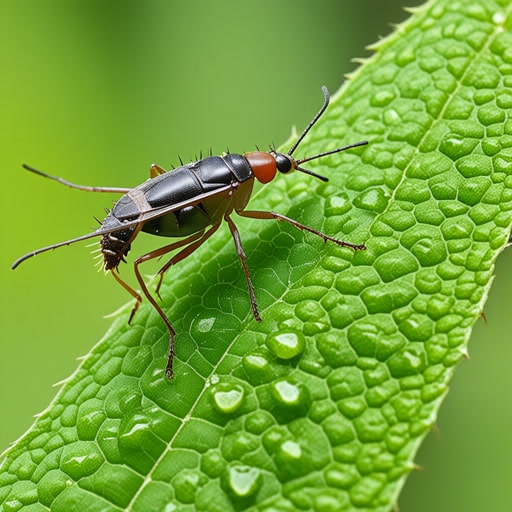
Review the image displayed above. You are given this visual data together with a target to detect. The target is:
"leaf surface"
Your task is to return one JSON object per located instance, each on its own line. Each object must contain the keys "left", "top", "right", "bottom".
{"left": 2, "top": 1, "right": 512, "bottom": 510}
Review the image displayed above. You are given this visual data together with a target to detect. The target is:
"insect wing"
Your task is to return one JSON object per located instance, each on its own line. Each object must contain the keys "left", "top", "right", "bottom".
{"left": 110, "top": 182, "right": 234, "bottom": 225}
{"left": 12, "top": 184, "right": 234, "bottom": 269}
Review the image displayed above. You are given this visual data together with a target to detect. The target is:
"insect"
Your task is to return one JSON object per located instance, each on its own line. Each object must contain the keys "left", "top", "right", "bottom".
{"left": 12, "top": 86, "right": 367, "bottom": 379}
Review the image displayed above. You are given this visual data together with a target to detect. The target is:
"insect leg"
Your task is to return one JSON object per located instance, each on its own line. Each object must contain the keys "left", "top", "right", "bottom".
{"left": 21, "top": 164, "right": 130, "bottom": 193}
{"left": 224, "top": 214, "right": 262, "bottom": 323}
{"left": 237, "top": 210, "right": 366, "bottom": 250}
{"left": 132, "top": 225, "right": 220, "bottom": 379}
{"left": 111, "top": 270, "right": 143, "bottom": 323}
{"left": 132, "top": 256, "right": 176, "bottom": 379}
{"left": 150, "top": 164, "right": 167, "bottom": 178}
{"left": 155, "top": 224, "right": 221, "bottom": 298}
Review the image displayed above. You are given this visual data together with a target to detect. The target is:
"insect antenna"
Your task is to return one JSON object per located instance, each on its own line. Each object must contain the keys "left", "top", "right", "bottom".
{"left": 287, "top": 86, "right": 368, "bottom": 182}
{"left": 287, "top": 86, "right": 331, "bottom": 157}
{"left": 21, "top": 164, "right": 130, "bottom": 194}
{"left": 294, "top": 166, "right": 329, "bottom": 182}
{"left": 293, "top": 139, "right": 368, "bottom": 182}
{"left": 296, "top": 140, "right": 369, "bottom": 166}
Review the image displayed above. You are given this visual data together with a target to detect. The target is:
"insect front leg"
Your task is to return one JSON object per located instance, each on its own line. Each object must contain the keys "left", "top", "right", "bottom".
{"left": 224, "top": 214, "right": 262, "bottom": 323}
{"left": 237, "top": 210, "right": 366, "bottom": 251}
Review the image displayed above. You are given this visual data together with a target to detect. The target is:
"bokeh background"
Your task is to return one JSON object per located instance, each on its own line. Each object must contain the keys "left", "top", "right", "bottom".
{"left": 1, "top": 1, "right": 511, "bottom": 510}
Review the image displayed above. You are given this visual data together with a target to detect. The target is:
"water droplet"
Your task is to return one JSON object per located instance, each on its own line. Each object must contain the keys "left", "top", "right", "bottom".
{"left": 493, "top": 11, "right": 505, "bottom": 25}
{"left": 272, "top": 380, "right": 300, "bottom": 404}
{"left": 242, "top": 351, "right": 278, "bottom": 385}
{"left": 221, "top": 464, "right": 262, "bottom": 499}
{"left": 325, "top": 194, "right": 351, "bottom": 216}
{"left": 269, "top": 379, "right": 311, "bottom": 421}
{"left": 266, "top": 330, "right": 305, "bottom": 360}
{"left": 274, "top": 439, "right": 311, "bottom": 480}
{"left": 210, "top": 383, "right": 245, "bottom": 414}
{"left": 281, "top": 440, "right": 301, "bottom": 458}
{"left": 353, "top": 188, "right": 389, "bottom": 213}
{"left": 383, "top": 108, "right": 400, "bottom": 125}
{"left": 196, "top": 317, "right": 216, "bottom": 333}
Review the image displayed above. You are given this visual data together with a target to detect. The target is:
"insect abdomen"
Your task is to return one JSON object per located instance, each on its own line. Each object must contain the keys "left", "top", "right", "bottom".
{"left": 101, "top": 227, "right": 136, "bottom": 270}
{"left": 142, "top": 205, "right": 210, "bottom": 237}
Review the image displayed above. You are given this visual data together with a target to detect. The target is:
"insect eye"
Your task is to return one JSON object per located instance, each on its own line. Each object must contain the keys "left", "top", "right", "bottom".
{"left": 274, "top": 153, "right": 294, "bottom": 174}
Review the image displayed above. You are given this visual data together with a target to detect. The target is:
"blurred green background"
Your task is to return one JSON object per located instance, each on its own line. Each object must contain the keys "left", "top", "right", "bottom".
{"left": 1, "top": 1, "right": 511, "bottom": 510}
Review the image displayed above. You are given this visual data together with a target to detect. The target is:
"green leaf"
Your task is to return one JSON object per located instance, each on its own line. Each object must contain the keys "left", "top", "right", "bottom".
{"left": 2, "top": 0, "right": 512, "bottom": 510}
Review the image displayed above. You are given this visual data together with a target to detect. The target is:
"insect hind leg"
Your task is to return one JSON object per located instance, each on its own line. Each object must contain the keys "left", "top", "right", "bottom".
{"left": 237, "top": 210, "right": 366, "bottom": 250}
{"left": 132, "top": 225, "right": 220, "bottom": 379}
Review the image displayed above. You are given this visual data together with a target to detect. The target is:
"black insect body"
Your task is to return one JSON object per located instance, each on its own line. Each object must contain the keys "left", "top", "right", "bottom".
{"left": 12, "top": 87, "right": 368, "bottom": 378}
